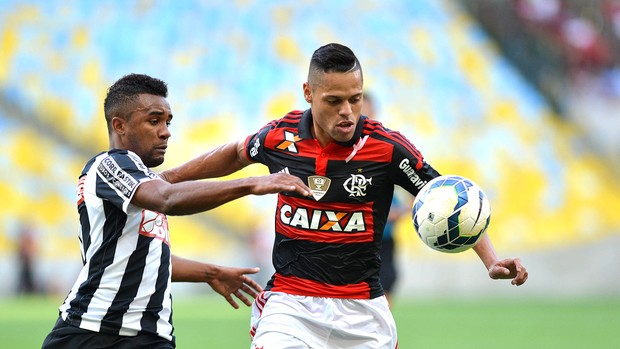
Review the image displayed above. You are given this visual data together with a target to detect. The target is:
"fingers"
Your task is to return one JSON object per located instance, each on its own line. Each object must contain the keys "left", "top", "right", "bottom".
{"left": 511, "top": 259, "right": 529, "bottom": 286}
{"left": 224, "top": 274, "right": 262, "bottom": 309}
{"left": 240, "top": 267, "right": 260, "bottom": 275}
{"left": 229, "top": 284, "right": 259, "bottom": 308}
{"left": 234, "top": 289, "right": 253, "bottom": 307}
{"left": 225, "top": 287, "right": 253, "bottom": 309}
{"left": 488, "top": 265, "right": 510, "bottom": 280}
{"left": 290, "top": 184, "right": 312, "bottom": 197}
{"left": 270, "top": 173, "right": 312, "bottom": 197}
{"left": 225, "top": 294, "right": 240, "bottom": 309}
{"left": 490, "top": 258, "right": 529, "bottom": 286}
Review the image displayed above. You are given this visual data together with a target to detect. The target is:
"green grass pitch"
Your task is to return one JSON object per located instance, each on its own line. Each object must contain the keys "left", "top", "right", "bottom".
{"left": 1, "top": 295, "right": 618, "bottom": 348}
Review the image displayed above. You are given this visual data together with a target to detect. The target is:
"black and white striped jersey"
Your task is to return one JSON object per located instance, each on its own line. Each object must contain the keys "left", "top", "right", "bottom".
{"left": 244, "top": 109, "right": 440, "bottom": 299}
{"left": 58, "top": 149, "right": 174, "bottom": 341}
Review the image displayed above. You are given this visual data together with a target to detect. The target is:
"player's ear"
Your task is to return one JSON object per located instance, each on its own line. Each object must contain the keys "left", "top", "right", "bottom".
{"left": 111, "top": 115, "right": 127, "bottom": 136}
{"left": 303, "top": 82, "right": 312, "bottom": 103}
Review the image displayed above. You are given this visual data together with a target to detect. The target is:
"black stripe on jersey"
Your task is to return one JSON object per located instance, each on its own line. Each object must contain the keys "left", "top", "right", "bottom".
{"left": 78, "top": 200, "right": 91, "bottom": 265}
{"left": 77, "top": 157, "right": 99, "bottom": 262}
{"left": 272, "top": 233, "right": 381, "bottom": 287}
{"left": 67, "top": 201, "right": 127, "bottom": 327}
{"left": 100, "top": 233, "right": 152, "bottom": 333}
{"left": 140, "top": 242, "right": 171, "bottom": 335}
{"left": 78, "top": 174, "right": 92, "bottom": 265}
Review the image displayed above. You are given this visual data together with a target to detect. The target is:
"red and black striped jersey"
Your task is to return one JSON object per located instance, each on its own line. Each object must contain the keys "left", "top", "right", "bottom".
{"left": 244, "top": 109, "right": 440, "bottom": 299}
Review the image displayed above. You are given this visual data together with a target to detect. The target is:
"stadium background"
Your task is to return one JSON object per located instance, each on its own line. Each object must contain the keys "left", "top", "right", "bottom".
{"left": 0, "top": 0, "right": 619, "bottom": 347}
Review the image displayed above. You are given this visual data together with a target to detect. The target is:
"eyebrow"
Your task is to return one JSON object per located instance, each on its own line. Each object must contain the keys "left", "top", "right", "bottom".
{"left": 147, "top": 108, "right": 173, "bottom": 118}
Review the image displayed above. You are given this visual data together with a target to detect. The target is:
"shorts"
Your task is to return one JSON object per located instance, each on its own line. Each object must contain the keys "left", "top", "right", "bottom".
{"left": 42, "top": 317, "right": 175, "bottom": 349}
{"left": 250, "top": 291, "right": 398, "bottom": 349}
{"left": 379, "top": 238, "right": 398, "bottom": 293}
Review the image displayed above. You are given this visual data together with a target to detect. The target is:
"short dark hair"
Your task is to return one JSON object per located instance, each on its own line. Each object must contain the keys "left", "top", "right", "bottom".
{"left": 307, "top": 43, "right": 363, "bottom": 86}
{"left": 103, "top": 73, "right": 168, "bottom": 126}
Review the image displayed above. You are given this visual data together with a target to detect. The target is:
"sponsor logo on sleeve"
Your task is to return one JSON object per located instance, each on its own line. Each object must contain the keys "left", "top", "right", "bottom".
{"left": 98, "top": 156, "right": 139, "bottom": 197}
{"left": 249, "top": 137, "right": 260, "bottom": 158}
{"left": 399, "top": 158, "right": 427, "bottom": 189}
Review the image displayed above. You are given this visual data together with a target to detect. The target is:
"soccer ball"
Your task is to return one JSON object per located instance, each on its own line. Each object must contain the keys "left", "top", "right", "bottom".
{"left": 412, "top": 175, "right": 491, "bottom": 253}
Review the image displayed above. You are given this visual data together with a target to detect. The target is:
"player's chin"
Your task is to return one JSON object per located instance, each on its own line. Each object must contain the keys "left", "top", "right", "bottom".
{"left": 145, "top": 154, "right": 165, "bottom": 168}
{"left": 332, "top": 129, "right": 355, "bottom": 143}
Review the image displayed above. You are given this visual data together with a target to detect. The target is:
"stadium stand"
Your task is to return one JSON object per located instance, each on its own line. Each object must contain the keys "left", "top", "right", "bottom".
{"left": 0, "top": 0, "right": 619, "bottom": 295}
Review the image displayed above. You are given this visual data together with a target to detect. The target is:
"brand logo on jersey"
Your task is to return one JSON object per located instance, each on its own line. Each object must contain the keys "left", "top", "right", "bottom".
{"left": 139, "top": 210, "right": 171, "bottom": 246}
{"left": 308, "top": 175, "right": 331, "bottom": 201}
{"left": 249, "top": 137, "right": 260, "bottom": 158}
{"left": 343, "top": 174, "right": 372, "bottom": 197}
{"left": 399, "top": 159, "right": 427, "bottom": 190}
{"left": 275, "top": 131, "right": 302, "bottom": 153}
{"left": 279, "top": 204, "right": 366, "bottom": 232}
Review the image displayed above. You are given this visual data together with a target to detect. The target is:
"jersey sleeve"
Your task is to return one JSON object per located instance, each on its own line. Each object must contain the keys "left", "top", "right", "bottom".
{"left": 244, "top": 120, "right": 277, "bottom": 165}
{"left": 95, "top": 151, "right": 160, "bottom": 213}
{"left": 388, "top": 130, "right": 441, "bottom": 195}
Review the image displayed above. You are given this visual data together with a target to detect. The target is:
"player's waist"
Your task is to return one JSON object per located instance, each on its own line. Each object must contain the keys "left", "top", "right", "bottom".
{"left": 267, "top": 273, "right": 374, "bottom": 299}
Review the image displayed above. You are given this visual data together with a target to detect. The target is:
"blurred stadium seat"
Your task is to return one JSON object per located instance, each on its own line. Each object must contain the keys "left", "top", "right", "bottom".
{"left": 0, "top": 0, "right": 619, "bottom": 285}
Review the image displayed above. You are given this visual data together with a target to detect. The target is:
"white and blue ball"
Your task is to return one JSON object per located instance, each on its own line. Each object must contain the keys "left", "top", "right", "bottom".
{"left": 412, "top": 175, "right": 491, "bottom": 253}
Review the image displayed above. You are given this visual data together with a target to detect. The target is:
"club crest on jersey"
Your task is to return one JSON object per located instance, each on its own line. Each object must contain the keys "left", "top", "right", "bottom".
{"left": 275, "top": 131, "right": 302, "bottom": 153}
{"left": 308, "top": 175, "right": 331, "bottom": 201}
{"left": 343, "top": 174, "right": 372, "bottom": 197}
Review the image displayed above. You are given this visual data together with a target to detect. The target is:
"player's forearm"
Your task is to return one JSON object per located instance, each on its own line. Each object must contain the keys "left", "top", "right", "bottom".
{"left": 158, "top": 178, "right": 258, "bottom": 215}
{"left": 171, "top": 255, "right": 217, "bottom": 283}
{"left": 472, "top": 234, "right": 499, "bottom": 270}
{"left": 161, "top": 141, "right": 247, "bottom": 183}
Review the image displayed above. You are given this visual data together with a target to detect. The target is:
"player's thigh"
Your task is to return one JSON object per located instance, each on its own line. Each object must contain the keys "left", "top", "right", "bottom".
{"left": 251, "top": 330, "right": 310, "bottom": 349}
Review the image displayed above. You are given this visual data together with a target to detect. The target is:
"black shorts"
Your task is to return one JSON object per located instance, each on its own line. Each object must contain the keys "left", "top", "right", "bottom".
{"left": 42, "top": 317, "right": 175, "bottom": 349}
{"left": 379, "top": 238, "right": 398, "bottom": 293}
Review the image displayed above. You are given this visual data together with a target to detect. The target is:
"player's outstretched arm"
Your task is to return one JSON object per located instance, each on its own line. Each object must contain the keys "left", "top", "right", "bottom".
{"left": 161, "top": 140, "right": 250, "bottom": 183}
{"left": 473, "top": 234, "right": 529, "bottom": 286}
{"left": 171, "top": 255, "right": 263, "bottom": 309}
{"left": 132, "top": 174, "right": 311, "bottom": 215}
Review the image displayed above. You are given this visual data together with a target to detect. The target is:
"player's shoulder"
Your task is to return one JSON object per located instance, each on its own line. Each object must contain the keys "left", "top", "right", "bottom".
{"left": 362, "top": 117, "right": 405, "bottom": 142}
{"left": 96, "top": 149, "right": 151, "bottom": 174}
{"left": 257, "top": 110, "right": 304, "bottom": 133}
{"left": 362, "top": 117, "right": 421, "bottom": 155}
{"left": 274, "top": 110, "right": 304, "bottom": 127}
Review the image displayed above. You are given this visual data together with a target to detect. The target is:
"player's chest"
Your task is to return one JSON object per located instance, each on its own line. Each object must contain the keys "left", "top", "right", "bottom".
{"left": 266, "top": 144, "right": 392, "bottom": 203}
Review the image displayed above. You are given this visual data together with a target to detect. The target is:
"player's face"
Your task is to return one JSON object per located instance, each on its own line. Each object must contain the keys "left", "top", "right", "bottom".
{"left": 304, "top": 70, "right": 363, "bottom": 146}
{"left": 121, "top": 94, "right": 172, "bottom": 168}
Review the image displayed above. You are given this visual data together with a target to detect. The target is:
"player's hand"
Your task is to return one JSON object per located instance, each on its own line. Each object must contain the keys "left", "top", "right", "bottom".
{"left": 488, "top": 258, "right": 528, "bottom": 286}
{"left": 207, "top": 266, "right": 263, "bottom": 309}
{"left": 250, "top": 173, "right": 312, "bottom": 197}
